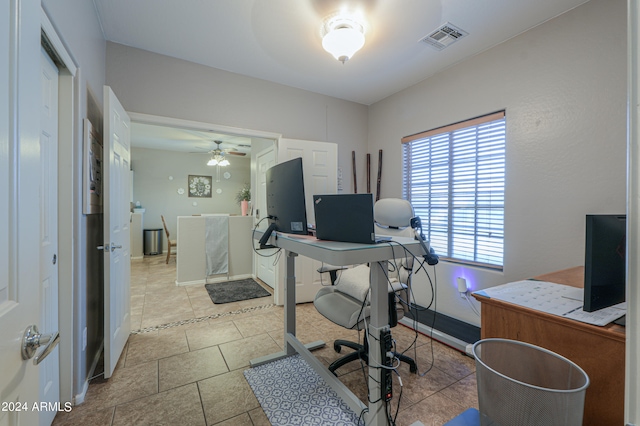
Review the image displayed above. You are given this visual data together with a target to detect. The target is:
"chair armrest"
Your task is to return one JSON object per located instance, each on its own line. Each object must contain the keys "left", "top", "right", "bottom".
{"left": 317, "top": 264, "right": 350, "bottom": 286}
{"left": 317, "top": 264, "right": 348, "bottom": 273}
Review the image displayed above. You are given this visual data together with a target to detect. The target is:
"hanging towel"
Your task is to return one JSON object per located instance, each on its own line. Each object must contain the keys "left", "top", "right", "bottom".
{"left": 205, "top": 215, "right": 229, "bottom": 276}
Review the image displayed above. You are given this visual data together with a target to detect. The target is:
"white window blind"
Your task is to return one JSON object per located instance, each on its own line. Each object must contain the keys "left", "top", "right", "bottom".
{"left": 402, "top": 111, "right": 506, "bottom": 268}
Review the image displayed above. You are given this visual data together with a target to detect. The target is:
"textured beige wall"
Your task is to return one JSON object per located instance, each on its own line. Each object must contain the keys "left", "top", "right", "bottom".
{"left": 106, "top": 43, "right": 369, "bottom": 193}
{"left": 132, "top": 147, "right": 251, "bottom": 251}
{"left": 368, "top": 0, "right": 627, "bottom": 325}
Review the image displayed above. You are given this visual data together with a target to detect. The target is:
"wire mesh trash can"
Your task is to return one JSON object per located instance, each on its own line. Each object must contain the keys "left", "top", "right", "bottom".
{"left": 143, "top": 228, "right": 163, "bottom": 255}
{"left": 473, "top": 338, "right": 589, "bottom": 426}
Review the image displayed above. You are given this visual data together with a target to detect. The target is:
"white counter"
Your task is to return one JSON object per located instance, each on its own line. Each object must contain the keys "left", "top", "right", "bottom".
{"left": 176, "top": 215, "right": 254, "bottom": 286}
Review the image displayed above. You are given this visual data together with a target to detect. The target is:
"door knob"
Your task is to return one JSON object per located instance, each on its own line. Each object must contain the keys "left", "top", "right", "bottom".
{"left": 21, "top": 325, "right": 60, "bottom": 365}
{"left": 111, "top": 244, "right": 123, "bottom": 252}
{"left": 97, "top": 243, "right": 110, "bottom": 251}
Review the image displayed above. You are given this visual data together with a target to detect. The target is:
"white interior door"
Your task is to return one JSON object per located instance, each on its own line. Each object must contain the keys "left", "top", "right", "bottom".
{"left": 274, "top": 139, "right": 337, "bottom": 304}
{"left": 255, "top": 146, "right": 276, "bottom": 288}
{"left": 39, "top": 47, "right": 60, "bottom": 426}
{"left": 103, "top": 86, "right": 131, "bottom": 378}
{"left": 0, "top": 2, "right": 46, "bottom": 425}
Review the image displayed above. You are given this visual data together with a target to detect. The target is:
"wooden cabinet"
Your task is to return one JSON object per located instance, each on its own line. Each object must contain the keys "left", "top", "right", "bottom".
{"left": 472, "top": 267, "right": 625, "bottom": 425}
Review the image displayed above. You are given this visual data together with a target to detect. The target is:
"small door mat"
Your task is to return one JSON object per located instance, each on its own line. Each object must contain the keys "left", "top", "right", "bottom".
{"left": 205, "top": 279, "right": 271, "bottom": 304}
{"left": 244, "top": 354, "right": 360, "bottom": 425}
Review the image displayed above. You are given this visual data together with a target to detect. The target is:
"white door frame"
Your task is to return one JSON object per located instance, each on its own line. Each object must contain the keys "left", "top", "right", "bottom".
{"left": 40, "top": 6, "right": 78, "bottom": 405}
{"left": 39, "top": 46, "right": 60, "bottom": 426}
{"left": 127, "top": 112, "right": 281, "bottom": 142}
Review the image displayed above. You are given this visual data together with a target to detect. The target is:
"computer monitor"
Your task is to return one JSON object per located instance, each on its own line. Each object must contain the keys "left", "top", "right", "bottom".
{"left": 583, "top": 214, "right": 626, "bottom": 312}
{"left": 258, "top": 157, "right": 308, "bottom": 248}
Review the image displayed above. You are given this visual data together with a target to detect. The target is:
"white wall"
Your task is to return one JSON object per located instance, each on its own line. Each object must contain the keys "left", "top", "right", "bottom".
{"left": 42, "top": 1, "right": 106, "bottom": 105}
{"left": 368, "top": 0, "right": 627, "bottom": 326}
{"left": 131, "top": 147, "right": 251, "bottom": 250}
{"left": 105, "top": 43, "right": 370, "bottom": 193}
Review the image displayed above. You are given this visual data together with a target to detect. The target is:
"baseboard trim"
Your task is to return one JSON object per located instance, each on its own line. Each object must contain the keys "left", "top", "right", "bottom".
{"left": 73, "top": 379, "right": 89, "bottom": 406}
{"left": 400, "top": 304, "right": 481, "bottom": 356}
{"left": 74, "top": 341, "right": 105, "bottom": 405}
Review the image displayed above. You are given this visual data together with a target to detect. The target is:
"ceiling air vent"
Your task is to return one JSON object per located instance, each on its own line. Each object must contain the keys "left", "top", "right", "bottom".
{"left": 420, "top": 22, "right": 468, "bottom": 51}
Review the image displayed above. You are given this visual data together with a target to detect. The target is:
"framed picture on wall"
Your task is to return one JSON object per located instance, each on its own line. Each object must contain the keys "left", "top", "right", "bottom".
{"left": 188, "top": 175, "right": 212, "bottom": 198}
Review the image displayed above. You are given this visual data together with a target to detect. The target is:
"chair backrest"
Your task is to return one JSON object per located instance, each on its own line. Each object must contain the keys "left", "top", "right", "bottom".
{"left": 374, "top": 198, "right": 414, "bottom": 233}
{"left": 374, "top": 198, "right": 415, "bottom": 282}
{"left": 161, "top": 215, "right": 170, "bottom": 239}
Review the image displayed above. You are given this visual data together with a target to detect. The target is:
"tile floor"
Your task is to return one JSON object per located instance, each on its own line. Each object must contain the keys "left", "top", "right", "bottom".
{"left": 52, "top": 256, "right": 479, "bottom": 426}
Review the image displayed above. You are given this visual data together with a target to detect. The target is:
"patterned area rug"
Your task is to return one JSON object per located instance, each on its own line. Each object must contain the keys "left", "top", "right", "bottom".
{"left": 244, "top": 355, "right": 361, "bottom": 425}
{"left": 205, "top": 278, "right": 271, "bottom": 304}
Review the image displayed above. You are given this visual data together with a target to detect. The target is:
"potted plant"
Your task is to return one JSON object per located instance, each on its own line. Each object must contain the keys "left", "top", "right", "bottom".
{"left": 236, "top": 183, "right": 251, "bottom": 216}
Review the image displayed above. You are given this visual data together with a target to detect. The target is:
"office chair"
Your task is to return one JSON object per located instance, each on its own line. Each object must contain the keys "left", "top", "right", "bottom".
{"left": 313, "top": 198, "right": 418, "bottom": 375}
{"left": 161, "top": 215, "right": 177, "bottom": 264}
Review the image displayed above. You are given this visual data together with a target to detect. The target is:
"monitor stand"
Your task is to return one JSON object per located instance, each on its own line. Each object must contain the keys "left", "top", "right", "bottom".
{"left": 258, "top": 223, "right": 278, "bottom": 249}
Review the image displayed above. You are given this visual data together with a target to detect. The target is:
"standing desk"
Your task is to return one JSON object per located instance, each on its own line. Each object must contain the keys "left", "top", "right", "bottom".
{"left": 472, "top": 267, "right": 625, "bottom": 425}
{"left": 251, "top": 231, "right": 425, "bottom": 426}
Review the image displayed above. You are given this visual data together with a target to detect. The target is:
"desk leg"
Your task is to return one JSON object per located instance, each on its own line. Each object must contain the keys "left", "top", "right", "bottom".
{"left": 367, "top": 260, "right": 389, "bottom": 426}
{"left": 250, "top": 249, "right": 324, "bottom": 367}
{"left": 284, "top": 250, "right": 297, "bottom": 356}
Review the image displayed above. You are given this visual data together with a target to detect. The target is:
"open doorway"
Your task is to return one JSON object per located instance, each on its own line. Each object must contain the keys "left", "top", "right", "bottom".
{"left": 127, "top": 113, "right": 279, "bottom": 280}
{"left": 128, "top": 114, "right": 278, "bottom": 255}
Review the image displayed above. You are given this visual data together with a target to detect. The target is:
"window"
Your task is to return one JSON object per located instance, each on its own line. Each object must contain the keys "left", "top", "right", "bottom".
{"left": 402, "top": 111, "right": 506, "bottom": 269}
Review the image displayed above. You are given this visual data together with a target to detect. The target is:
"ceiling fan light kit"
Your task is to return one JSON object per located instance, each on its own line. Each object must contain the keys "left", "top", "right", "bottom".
{"left": 206, "top": 140, "right": 234, "bottom": 167}
{"left": 321, "top": 14, "right": 365, "bottom": 64}
{"left": 207, "top": 154, "right": 229, "bottom": 167}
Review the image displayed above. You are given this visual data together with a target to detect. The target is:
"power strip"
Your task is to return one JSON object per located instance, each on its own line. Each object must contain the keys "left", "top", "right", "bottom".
{"left": 380, "top": 328, "right": 393, "bottom": 402}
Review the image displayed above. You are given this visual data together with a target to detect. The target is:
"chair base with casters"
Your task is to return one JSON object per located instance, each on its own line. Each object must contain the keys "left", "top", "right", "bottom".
{"left": 315, "top": 285, "right": 418, "bottom": 375}
{"left": 330, "top": 329, "right": 418, "bottom": 375}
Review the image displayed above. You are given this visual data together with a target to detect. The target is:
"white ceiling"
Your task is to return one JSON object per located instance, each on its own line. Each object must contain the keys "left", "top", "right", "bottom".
{"left": 94, "top": 0, "right": 590, "bottom": 106}
{"left": 99, "top": 0, "right": 590, "bottom": 151}
{"left": 130, "top": 121, "right": 253, "bottom": 155}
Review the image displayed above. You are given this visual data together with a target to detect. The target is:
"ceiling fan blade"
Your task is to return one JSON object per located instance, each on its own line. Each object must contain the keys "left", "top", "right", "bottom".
{"left": 226, "top": 151, "right": 246, "bottom": 156}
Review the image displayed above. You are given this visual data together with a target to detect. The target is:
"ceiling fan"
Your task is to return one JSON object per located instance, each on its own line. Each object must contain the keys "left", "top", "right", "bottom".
{"left": 207, "top": 140, "right": 247, "bottom": 157}
{"left": 201, "top": 140, "right": 247, "bottom": 168}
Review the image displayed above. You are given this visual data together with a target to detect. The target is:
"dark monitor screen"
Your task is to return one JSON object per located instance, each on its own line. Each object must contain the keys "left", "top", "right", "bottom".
{"left": 259, "top": 158, "right": 307, "bottom": 247}
{"left": 583, "top": 214, "right": 626, "bottom": 312}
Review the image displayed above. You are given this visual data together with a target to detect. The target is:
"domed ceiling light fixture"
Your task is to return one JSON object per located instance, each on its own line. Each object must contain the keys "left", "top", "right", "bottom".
{"left": 321, "top": 14, "right": 365, "bottom": 64}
